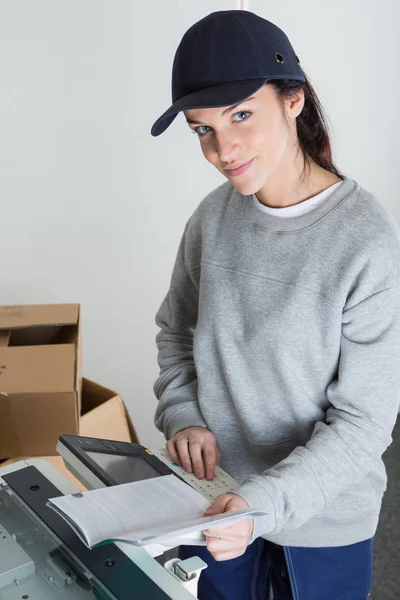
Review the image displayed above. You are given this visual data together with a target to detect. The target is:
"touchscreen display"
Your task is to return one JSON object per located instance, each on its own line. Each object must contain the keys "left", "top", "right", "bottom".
{"left": 86, "top": 451, "right": 162, "bottom": 484}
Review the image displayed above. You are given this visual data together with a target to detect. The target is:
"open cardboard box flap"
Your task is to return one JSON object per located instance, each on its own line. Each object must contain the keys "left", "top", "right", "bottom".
{"left": 80, "top": 377, "right": 139, "bottom": 444}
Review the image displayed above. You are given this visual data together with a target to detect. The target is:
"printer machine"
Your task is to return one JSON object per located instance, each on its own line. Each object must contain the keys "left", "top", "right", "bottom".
{"left": 0, "top": 435, "right": 240, "bottom": 600}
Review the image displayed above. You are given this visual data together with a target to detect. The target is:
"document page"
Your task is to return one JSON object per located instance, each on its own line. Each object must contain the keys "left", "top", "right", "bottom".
{"left": 47, "top": 474, "right": 268, "bottom": 548}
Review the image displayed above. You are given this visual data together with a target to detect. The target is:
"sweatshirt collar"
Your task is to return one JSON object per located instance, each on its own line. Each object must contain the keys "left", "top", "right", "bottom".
{"left": 240, "top": 175, "right": 359, "bottom": 232}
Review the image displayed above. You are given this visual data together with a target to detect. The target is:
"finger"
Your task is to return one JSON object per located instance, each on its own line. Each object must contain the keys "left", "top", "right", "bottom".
{"left": 213, "top": 441, "right": 221, "bottom": 465}
{"left": 203, "top": 494, "right": 232, "bottom": 516}
{"left": 176, "top": 437, "right": 192, "bottom": 473}
{"left": 188, "top": 441, "right": 205, "bottom": 479}
{"left": 204, "top": 520, "right": 253, "bottom": 545}
{"left": 202, "top": 440, "right": 216, "bottom": 480}
{"left": 204, "top": 535, "right": 229, "bottom": 556}
{"left": 203, "top": 524, "right": 233, "bottom": 540}
{"left": 205, "top": 536, "right": 233, "bottom": 552}
{"left": 166, "top": 440, "right": 179, "bottom": 465}
{"left": 211, "top": 549, "right": 246, "bottom": 562}
{"left": 205, "top": 535, "right": 246, "bottom": 556}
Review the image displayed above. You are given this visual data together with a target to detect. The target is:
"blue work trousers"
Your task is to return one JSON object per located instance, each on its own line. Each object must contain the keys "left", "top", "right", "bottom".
{"left": 178, "top": 537, "right": 373, "bottom": 600}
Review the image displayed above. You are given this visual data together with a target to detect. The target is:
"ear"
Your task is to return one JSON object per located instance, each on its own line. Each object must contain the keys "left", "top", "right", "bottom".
{"left": 285, "top": 88, "right": 305, "bottom": 120}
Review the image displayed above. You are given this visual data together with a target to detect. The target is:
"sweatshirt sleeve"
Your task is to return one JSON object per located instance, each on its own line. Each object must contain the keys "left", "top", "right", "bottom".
{"left": 236, "top": 273, "right": 400, "bottom": 542}
{"left": 153, "top": 222, "right": 208, "bottom": 440}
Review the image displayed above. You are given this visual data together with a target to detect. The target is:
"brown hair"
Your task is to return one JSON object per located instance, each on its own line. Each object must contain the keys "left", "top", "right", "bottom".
{"left": 267, "top": 72, "right": 344, "bottom": 182}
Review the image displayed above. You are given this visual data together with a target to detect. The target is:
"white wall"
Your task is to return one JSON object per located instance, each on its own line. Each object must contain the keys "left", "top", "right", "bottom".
{"left": 0, "top": 0, "right": 399, "bottom": 449}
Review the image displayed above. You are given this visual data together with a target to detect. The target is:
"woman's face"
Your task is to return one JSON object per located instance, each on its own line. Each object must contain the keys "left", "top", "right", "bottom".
{"left": 184, "top": 84, "right": 304, "bottom": 196}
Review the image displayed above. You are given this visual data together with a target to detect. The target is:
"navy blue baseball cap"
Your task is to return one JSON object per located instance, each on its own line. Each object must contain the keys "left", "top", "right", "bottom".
{"left": 151, "top": 10, "right": 304, "bottom": 137}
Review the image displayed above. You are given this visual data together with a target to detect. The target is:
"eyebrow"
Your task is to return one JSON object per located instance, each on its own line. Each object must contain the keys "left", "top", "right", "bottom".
{"left": 185, "top": 96, "right": 256, "bottom": 125}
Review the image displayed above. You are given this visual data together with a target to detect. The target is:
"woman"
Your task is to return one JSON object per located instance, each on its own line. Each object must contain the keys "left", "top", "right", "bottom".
{"left": 150, "top": 10, "right": 400, "bottom": 600}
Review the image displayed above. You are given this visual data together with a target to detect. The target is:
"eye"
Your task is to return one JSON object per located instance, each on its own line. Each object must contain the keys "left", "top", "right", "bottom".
{"left": 190, "top": 110, "right": 252, "bottom": 137}
{"left": 233, "top": 111, "right": 251, "bottom": 122}
{"left": 191, "top": 125, "right": 212, "bottom": 137}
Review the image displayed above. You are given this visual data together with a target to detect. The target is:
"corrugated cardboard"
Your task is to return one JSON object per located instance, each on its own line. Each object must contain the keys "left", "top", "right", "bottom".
{"left": 0, "top": 376, "right": 139, "bottom": 462}
{"left": 0, "top": 303, "right": 81, "bottom": 458}
{"left": 80, "top": 377, "right": 139, "bottom": 444}
{"left": 0, "top": 379, "right": 139, "bottom": 490}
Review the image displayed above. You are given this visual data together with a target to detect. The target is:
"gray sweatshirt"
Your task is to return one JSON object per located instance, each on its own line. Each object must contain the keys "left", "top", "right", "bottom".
{"left": 153, "top": 175, "right": 400, "bottom": 547}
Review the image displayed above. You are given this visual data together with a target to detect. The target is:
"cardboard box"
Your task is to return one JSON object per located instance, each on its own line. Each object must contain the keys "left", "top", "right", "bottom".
{"left": 0, "top": 304, "right": 82, "bottom": 458}
{"left": 0, "top": 378, "right": 139, "bottom": 490}
{"left": 0, "top": 376, "right": 139, "bottom": 462}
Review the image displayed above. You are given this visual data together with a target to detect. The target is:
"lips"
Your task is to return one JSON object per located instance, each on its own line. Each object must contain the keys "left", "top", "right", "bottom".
{"left": 224, "top": 157, "right": 256, "bottom": 177}
{"left": 225, "top": 158, "right": 254, "bottom": 171}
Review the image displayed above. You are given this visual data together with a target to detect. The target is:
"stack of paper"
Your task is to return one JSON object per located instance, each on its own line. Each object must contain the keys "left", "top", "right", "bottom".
{"left": 47, "top": 474, "right": 268, "bottom": 548}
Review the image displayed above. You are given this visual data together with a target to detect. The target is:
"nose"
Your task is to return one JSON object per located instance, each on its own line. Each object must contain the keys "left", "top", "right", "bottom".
{"left": 214, "top": 129, "right": 240, "bottom": 164}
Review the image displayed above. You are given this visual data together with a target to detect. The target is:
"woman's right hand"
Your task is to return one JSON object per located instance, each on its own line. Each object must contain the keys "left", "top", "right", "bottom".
{"left": 166, "top": 426, "right": 221, "bottom": 481}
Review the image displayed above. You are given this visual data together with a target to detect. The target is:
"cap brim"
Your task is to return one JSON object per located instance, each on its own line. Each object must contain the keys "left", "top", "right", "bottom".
{"left": 150, "top": 78, "right": 268, "bottom": 137}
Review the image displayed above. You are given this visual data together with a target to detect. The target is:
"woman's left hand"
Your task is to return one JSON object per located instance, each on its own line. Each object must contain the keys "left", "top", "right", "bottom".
{"left": 202, "top": 493, "right": 254, "bottom": 561}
